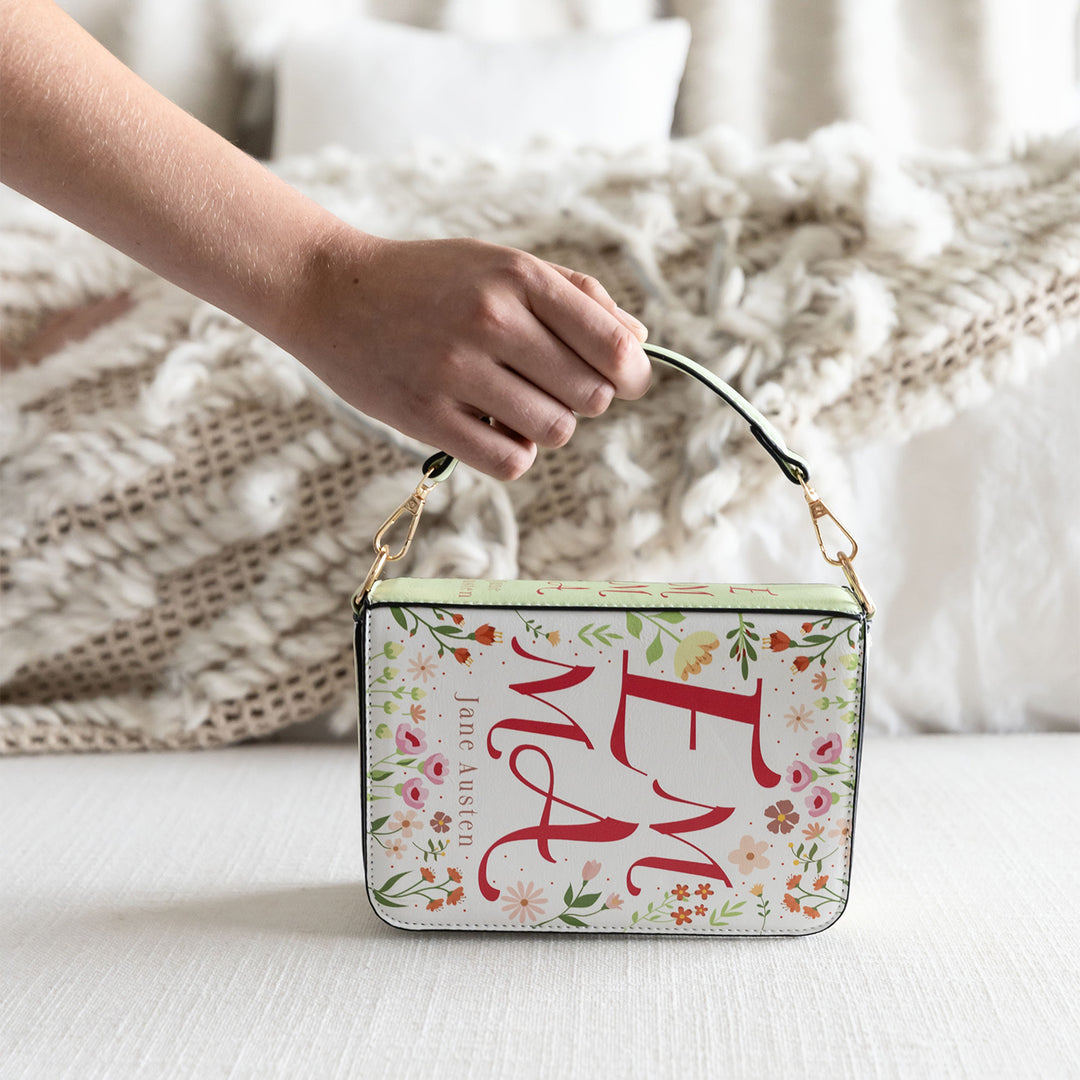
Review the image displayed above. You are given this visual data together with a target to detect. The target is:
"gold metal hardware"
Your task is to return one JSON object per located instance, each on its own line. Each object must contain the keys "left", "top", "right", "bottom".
{"left": 351, "top": 472, "right": 437, "bottom": 611}
{"left": 801, "top": 480, "right": 875, "bottom": 616}
{"left": 838, "top": 552, "right": 875, "bottom": 619}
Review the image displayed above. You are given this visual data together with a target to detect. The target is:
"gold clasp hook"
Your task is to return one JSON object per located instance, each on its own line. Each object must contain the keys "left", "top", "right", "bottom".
{"left": 352, "top": 472, "right": 438, "bottom": 612}
{"left": 801, "top": 480, "right": 858, "bottom": 567}
{"left": 801, "top": 480, "right": 875, "bottom": 617}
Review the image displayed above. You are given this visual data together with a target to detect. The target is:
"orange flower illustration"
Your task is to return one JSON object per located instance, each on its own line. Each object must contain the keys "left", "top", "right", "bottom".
{"left": 673, "top": 884, "right": 691, "bottom": 901}
{"left": 447, "top": 887, "right": 465, "bottom": 906}
{"left": 420, "top": 867, "right": 436, "bottom": 883}
{"left": 426, "top": 898, "right": 444, "bottom": 911}
{"left": 764, "top": 631, "right": 791, "bottom": 652}
{"left": 672, "top": 906, "right": 694, "bottom": 926}
{"left": 451, "top": 613, "right": 465, "bottom": 626}
{"left": 546, "top": 631, "right": 561, "bottom": 646}
{"left": 814, "top": 875, "right": 829, "bottom": 891}
{"left": 473, "top": 624, "right": 502, "bottom": 646}
{"left": 695, "top": 883, "right": 714, "bottom": 900}
{"left": 803, "top": 822, "right": 826, "bottom": 841}
{"left": 750, "top": 883, "right": 764, "bottom": 897}
{"left": 447, "top": 867, "right": 462, "bottom": 883}
{"left": 803, "top": 906, "right": 821, "bottom": 919}
{"left": 453, "top": 647, "right": 472, "bottom": 666}
{"left": 694, "top": 904, "right": 708, "bottom": 917}
{"left": 792, "top": 655, "right": 811, "bottom": 673}
{"left": 783, "top": 893, "right": 801, "bottom": 913}
{"left": 787, "top": 874, "right": 802, "bottom": 889}
{"left": 811, "top": 671, "right": 828, "bottom": 692}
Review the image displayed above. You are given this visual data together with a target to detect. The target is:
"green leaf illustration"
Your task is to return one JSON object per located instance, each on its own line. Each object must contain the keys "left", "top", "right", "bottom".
{"left": 369, "top": 815, "right": 390, "bottom": 832}
{"left": 559, "top": 914, "right": 587, "bottom": 927}
{"left": 379, "top": 871, "right": 409, "bottom": 892}
{"left": 563, "top": 885, "right": 574, "bottom": 907}
{"left": 626, "top": 611, "right": 643, "bottom": 638}
{"left": 391, "top": 607, "right": 408, "bottom": 630}
{"left": 654, "top": 612, "right": 685, "bottom": 624}
{"left": 373, "top": 894, "right": 407, "bottom": 909}
{"left": 369, "top": 769, "right": 393, "bottom": 782}
{"left": 646, "top": 632, "right": 663, "bottom": 665}
{"left": 573, "top": 892, "right": 602, "bottom": 909}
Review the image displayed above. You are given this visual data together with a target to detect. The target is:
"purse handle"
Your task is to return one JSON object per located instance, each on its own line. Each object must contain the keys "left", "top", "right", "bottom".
{"left": 353, "top": 345, "right": 873, "bottom": 615}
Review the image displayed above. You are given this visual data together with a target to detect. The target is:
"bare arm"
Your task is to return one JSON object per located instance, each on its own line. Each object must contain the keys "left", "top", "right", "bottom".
{"left": 0, "top": 0, "right": 650, "bottom": 478}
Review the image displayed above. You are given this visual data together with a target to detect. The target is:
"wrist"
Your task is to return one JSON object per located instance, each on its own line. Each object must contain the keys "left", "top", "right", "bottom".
{"left": 260, "top": 210, "right": 387, "bottom": 370}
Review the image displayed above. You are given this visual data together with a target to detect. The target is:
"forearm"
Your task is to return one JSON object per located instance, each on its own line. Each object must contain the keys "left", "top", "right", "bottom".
{"left": 0, "top": 0, "right": 348, "bottom": 341}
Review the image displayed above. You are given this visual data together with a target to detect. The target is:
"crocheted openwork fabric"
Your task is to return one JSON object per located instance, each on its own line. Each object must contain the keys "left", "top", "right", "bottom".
{"left": 1, "top": 126, "right": 1077, "bottom": 753}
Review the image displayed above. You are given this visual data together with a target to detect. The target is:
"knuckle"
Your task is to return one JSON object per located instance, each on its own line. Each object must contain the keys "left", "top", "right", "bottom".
{"left": 580, "top": 379, "right": 614, "bottom": 417}
{"left": 470, "top": 290, "right": 507, "bottom": 333}
{"left": 493, "top": 443, "right": 533, "bottom": 481}
{"left": 606, "top": 327, "right": 646, "bottom": 395}
{"left": 438, "top": 345, "right": 471, "bottom": 381}
{"left": 543, "top": 408, "right": 577, "bottom": 449}
{"left": 503, "top": 250, "right": 538, "bottom": 289}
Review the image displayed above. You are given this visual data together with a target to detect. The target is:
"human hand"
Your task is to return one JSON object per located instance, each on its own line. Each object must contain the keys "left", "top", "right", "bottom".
{"left": 278, "top": 230, "right": 651, "bottom": 480}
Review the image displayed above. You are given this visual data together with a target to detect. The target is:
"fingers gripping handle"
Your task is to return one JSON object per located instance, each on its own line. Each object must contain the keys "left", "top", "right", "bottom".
{"left": 418, "top": 344, "right": 809, "bottom": 486}
{"left": 355, "top": 345, "right": 873, "bottom": 616}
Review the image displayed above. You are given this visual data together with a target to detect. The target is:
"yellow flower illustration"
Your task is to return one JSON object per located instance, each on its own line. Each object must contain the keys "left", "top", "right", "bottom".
{"left": 674, "top": 631, "right": 720, "bottom": 681}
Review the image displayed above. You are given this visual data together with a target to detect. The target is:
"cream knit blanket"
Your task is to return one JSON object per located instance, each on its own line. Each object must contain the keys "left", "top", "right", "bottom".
{"left": 2, "top": 125, "right": 1078, "bottom": 753}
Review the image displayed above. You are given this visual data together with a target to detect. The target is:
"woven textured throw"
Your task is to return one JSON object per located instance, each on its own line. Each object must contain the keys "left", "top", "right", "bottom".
{"left": 2, "top": 125, "right": 1078, "bottom": 753}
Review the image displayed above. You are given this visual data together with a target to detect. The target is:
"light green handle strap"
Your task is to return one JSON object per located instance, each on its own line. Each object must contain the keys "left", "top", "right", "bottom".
{"left": 355, "top": 344, "right": 873, "bottom": 616}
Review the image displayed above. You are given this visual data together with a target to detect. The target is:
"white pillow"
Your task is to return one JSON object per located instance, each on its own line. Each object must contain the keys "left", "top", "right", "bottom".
{"left": 273, "top": 16, "right": 691, "bottom": 158}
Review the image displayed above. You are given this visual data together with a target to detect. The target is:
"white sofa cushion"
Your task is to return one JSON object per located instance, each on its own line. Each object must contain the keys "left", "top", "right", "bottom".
{"left": 273, "top": 16, "right": 692, "bottom": 158}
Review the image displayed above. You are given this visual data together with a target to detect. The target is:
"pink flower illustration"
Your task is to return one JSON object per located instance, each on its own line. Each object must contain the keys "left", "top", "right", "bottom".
{"left": 582, "top": 860, "right": 601, "bottom": 882}
{"left": 422, "top": 753, "right": 449, "bottom": 784}
{"left": 390, "top": 809, "right": 423, "bottom": 837}
{"left": 810, "top": 733, "right": 843, "bottom": 765}
{"left": 407, "top": 649, "right": 437, "bottom": 683}
{"left": 394, "top": 722, "right": 427, "bottom": 755}
{"left": 402, "top": 777, "right": 429, "bottom": 809}
{"left": 386, "top": 837, "right": 408, "bottom": 860}
{"left": 430, "top": 811, "right": 451, "bottom": 833}
{"left": 785, "top": 705, "right": 812, "bottom": 732}
{"left": 502, "top": 881, "right": 547, "bottom": 924}
{"left": 606, "top": 893, "right": 623, "bottom": 910}
{"left": 806, "top": 785, "right": 832, "bottom": 817}
{"left": 728, "top": 835, "right": 771, "bottom": 875}
{"left": 409, "top": 703, "right": 426, "bottom": 722}
{"left": 786, "top": 760, "right": 814, "bottom": 792}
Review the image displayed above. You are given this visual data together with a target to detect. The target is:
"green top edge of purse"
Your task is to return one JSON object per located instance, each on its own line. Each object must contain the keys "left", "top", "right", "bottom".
{"left": 366, "top": 578, "right": 864, "bottom": 617}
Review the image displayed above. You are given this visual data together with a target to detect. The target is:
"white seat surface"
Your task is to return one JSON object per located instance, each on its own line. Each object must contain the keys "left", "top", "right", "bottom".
{"left": 1, "top": 735, "right": 1076, "bottom": 1079}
